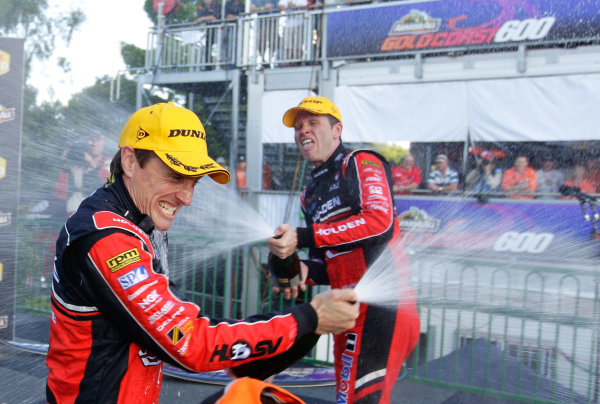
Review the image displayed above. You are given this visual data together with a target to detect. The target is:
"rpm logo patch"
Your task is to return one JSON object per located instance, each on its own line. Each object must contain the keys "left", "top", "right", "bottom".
{"left": 106, "top": 248, "right": 141, "bottom": 272}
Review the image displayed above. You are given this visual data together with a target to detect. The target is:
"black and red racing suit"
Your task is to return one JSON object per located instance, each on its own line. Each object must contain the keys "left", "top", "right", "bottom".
{"left": 296, "top": 144, "right": 421, "bottom": 404}
{"left": 46, "top": 174, "right": 317, "bottom": 404}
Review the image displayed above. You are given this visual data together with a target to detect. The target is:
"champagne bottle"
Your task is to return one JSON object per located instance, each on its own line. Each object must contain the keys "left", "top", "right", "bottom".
{"left": 268, "top": 252, "right": 301, "bottom": 288}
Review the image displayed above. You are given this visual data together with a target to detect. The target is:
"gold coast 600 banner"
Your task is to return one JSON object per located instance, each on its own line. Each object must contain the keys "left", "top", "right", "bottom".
{"left": 326, "top": 0, "right": 600, "bottom": 57}
{"left": 0, "top": 37, "right": 24, "bottom": 340}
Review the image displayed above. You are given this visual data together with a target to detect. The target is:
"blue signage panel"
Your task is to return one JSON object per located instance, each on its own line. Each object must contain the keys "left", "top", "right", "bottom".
{"left": 395, "top": 197, "right": 599, "bottom": 263}
{"left": 327, "top": 0, "right": 600, "bottom": 57}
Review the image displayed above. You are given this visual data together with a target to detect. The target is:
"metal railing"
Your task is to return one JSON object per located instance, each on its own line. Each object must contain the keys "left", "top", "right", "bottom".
{"left": 145, "top": 10, "right": 326, "bottom": 71}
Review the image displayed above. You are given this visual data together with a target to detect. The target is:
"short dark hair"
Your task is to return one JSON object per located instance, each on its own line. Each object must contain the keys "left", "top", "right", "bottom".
{"left": 327, "top": 115, "right": 340, "bottom": 127}
{"left": 110, "top": 149, "right": 156, "bottom": 176}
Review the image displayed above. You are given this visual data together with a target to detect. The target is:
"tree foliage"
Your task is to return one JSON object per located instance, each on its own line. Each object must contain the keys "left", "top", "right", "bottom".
{"left": 13, "top": 1, "right": 229, "bottom": 197}
{"left": 372, "top": 142, "right": 410, "bottom": 165}
{"left": 143, "top": 0, "right": 199, "bottom": 25}
{"left": 0, "top": 0, "right": 84, "bottom": 78}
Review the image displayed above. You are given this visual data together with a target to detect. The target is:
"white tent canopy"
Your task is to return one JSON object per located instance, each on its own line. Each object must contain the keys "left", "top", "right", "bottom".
{"left": 261, "top": 73, "right": 600, "bottom": 143}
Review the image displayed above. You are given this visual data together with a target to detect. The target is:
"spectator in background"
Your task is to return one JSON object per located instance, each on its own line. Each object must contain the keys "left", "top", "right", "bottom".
{"left": 427, "top": 154, "right": 459, "bottom": 193}
{"left": 536, "top": 153, "right": 564, "bottom": 197}
{"left": 196, "top": 0, "right": 221, "bottom": 66}
{"left": 196, "top": 0, "right": 221, "bottom": 23}
{"left": 585, "top": 156, "right": 600, "bottom": 192}
{"left": 236, "top": 155, "right": 248, "bottom": 189}
{"left": 225, "top": 0, "right": 245, "bottom": 18}
{"left": 278, "top": 0, "right": 308, "bottom": 62}
{"left": 501, "top": 154, "right": 537, "bottom": 199}
{"left": 216, "top": 156, "right": 228, "bottom": 171}
{"left": 561, "top": 164, "right": 597, "bottom": 199}
{"left": 263, "top": 161, "right": 273, "bottom": 190}
{"left": 392, "top": 154, "right": 421, "bottom": 194}
{"left": 250, "top": 0, "right": 278, "bottom": 68}
{"left": 251, "top": 0, "right": 275, "bottom": 12}
{"left": 54, "top": 133, "right": 111, "bottom": 217}
{"left": 465, "top": 150, "right": 502, "bottom": 193}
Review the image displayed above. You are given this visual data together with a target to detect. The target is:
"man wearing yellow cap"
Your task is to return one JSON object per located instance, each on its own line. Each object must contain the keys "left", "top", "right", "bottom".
{"left": 268, "top": 96, "right": 421, "bottom": 404}
{"left": 45, "top": 102, "right": 359, "bottom": 403}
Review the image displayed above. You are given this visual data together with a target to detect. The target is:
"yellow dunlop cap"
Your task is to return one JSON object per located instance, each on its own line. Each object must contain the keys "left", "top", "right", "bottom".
{"left": 282, "top": 96, "right": 342, "bottom": 127}
{"left": 118, "top": 102, "right": 230, "bottom": 184}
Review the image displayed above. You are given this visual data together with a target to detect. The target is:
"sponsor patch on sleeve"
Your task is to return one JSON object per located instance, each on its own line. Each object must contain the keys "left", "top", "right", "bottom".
{"left": 106, "top": 248, "right": 141, "bottom": 272}
{"left": 360, "top": 159, "right": 381, "bottom": 169}
{"left": 117, "top": 265, "right": 150, "bottom": 290}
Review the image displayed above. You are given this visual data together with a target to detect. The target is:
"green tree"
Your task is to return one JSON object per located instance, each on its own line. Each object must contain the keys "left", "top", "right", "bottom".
{"left": 0, "top": 0, "right": 84, "bottom": 79}
{"left": 372, "top": 142, "right": 409, "bottom": 165}
{"left": 143, "top": 0, "right": 199, "bottom": 25}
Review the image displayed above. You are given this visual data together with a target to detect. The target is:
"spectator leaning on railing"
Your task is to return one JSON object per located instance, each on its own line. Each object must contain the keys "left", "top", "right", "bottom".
{"left": 535, "top": 153, "right": 564, "bottom": 198}
{"left": 501, "top": 154, "right": 537, "bottom": 199}
{"left": 392, "top": 153, "right": 421, "bottom": 194}
{"left": 464, "top": 150, "right": 502, "bottom": 194}
{"left": 427, "top": 153, "right": 459, "bottom": 193}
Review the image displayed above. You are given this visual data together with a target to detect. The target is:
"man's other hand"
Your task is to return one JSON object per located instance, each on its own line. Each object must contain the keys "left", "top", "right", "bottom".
{"left": 310, "top": 289, "right": 359, "bottom": 335}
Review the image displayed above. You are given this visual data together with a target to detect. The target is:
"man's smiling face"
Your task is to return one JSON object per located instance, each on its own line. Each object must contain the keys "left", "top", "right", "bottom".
{"left": 122, "top": 147, "right": 200, "bottom": 231}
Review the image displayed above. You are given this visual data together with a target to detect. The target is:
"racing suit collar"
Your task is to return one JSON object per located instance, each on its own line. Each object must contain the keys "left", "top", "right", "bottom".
{"left": 310, "top": 143, "right": 346, "bottom": 179}
{"left": 108, "top": 174, "right": 155, "bottom": 235}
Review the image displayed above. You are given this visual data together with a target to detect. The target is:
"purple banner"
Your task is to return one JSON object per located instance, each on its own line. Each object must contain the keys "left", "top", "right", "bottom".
{"left": 327, "top": 0, "right": 600, "bottom": 57}
{"left": 395, "top": 197, "right": 599, "bottom": 263}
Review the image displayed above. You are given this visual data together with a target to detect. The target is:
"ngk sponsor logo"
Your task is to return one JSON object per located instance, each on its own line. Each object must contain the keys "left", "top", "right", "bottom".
{"left": 0, "top": 105, "right": 15, "bottom": 124}
{"left": 139, "top": 290, "right": 163, "bottom": 311}
{"left": 0, "top": 50, "right": 9, "bottom": 75}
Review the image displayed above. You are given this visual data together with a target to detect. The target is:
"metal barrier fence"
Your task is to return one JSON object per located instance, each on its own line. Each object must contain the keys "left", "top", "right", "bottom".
{"left": 146, "top": 11, "right": 323, "bottom": 71}
{"left": 15, "top": 217, "right": 599, "bottom": 403}
{"left": 408, "top": 253, "right": 599, "bottom": 403}
{"left": 146, "top": 21, "right": 238, "bottom": 71}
